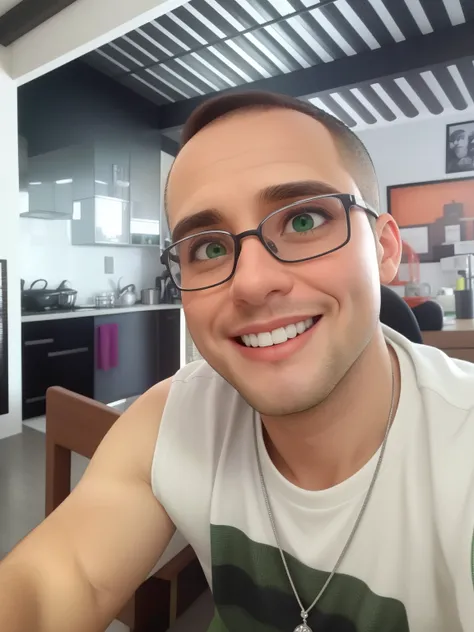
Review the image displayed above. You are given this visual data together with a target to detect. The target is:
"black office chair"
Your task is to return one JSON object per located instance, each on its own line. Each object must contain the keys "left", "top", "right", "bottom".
{"left": 379, "top": 285, "right": 423, "bottom": 343}
{"left": 411, "top": 300, "right": 444, "bottom": 332}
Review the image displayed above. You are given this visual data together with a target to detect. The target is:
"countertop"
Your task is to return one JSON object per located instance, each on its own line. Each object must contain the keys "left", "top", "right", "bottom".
{"left": 437, "top": 318, "right": 474, "bottom": 332}
{"left": 22, "top": 303, "right": 182, "bottom": 323}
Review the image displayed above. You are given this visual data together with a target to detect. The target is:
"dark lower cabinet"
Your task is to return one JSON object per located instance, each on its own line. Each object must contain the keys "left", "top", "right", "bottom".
{"left": 94, "top": 309, "right": 181, "bottom": 404}
{"left": 157, "top": 308, "right": 181, "bottom": 380}
{"left": 22, "top": 309, "right": 181, "bottom": 418}
{"left": 22, "top": 317, "right": 94, "bottom": 420}
{"left": 94, "top": 311, "right": 160, "bottom": 405}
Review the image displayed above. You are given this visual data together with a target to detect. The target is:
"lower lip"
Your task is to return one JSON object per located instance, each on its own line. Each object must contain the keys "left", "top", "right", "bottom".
{"left": 231, "top": 318, "right": 321, "bottom": 362}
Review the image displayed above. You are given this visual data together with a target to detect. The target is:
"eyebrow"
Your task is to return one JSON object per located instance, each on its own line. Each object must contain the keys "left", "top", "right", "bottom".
{"left": 259, "top": 180, "right": 342, "bottom": 203}
{"left": 171, "top": 209, "right": 224, "bottom": 243}
{"left": 171, "top": 180, "right": 342, "bottom": 243}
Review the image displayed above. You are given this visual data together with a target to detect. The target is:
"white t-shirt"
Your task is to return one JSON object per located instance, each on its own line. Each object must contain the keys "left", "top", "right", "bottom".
{"left": 152, "top": 325, "right": 474, "bottom": 631}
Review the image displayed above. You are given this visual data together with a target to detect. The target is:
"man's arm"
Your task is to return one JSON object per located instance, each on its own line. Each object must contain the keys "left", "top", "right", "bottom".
{"left": 0, "top": 378, "right": 174, "bottom": 632}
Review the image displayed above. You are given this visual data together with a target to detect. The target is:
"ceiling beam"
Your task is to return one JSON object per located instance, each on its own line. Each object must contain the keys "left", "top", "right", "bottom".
{"left": 155, "top": 20, "right": 474, "bottom": 130}
{"left": 9, "top": 0, "right": 189, "bottom": 85}
{"left": 0, "top": 0, "right": 78, "bottom": 47}
{"left": 161, "top": 135, "right": 179, "bottom": 157}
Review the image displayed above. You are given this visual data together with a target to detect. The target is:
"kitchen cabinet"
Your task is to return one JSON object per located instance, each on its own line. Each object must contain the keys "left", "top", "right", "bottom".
{"left": 22, "top": 317, "right": 94, "bottom": 419}
{"left": 25, "top": 145, "right": 93, "bottom": 219}
{"left": 26, "top": 137, "right": 170, "bottom": 247}
{"left": 94, "top": 309, "right": 180, "bottom": 405}
{"left": 94, "top": 311, "right": 159, "bottom": 404}
{"left": 157, "top": 308, "right": 181, "bottom": 379}
{"left": 93, "top": 141, "right": 131, "bottom": 202}
{"left": 22, "top": 309, "right": 181, "bottom": 419}
{"left": 159, "top": 150, "right": 174, "bottom": 250}
{"left": 130, "top": 131, "right": 161, "bottom": 246}
{"left": 71, "top": 140, "right": 132, "bottom": 246}
{"left": 71, "top": 195, "right": 131, "bottom": 245}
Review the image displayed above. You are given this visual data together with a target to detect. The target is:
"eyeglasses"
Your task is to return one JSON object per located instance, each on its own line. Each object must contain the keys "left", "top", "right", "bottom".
{"left": 161, "top": 193, "right": 378, "bottom": 292}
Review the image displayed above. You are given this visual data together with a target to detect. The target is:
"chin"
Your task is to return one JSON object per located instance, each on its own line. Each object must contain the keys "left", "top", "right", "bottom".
{"left": 228, "top": 369, "right": 332, "bottom": 417}
{"left": 242, "top": 388, "right": 325, "bottom": 417}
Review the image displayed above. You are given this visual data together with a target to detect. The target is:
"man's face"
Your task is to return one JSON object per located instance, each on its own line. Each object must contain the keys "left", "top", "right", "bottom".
{"left": 167, "top": 109, "right": 399, "bottom": 416}
{"left": 451, "top": 132, "right": 468, "bottom": 158}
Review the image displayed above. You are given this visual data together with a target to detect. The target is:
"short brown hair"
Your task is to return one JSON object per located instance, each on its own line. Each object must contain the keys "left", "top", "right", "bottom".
{"left": 179, "top": 91, "right": 380, "bottom": 212}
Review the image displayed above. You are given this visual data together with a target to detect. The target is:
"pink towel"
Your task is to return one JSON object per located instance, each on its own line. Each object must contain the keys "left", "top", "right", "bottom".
{"left": 97, "top": 323, "right": 119, "bottom": 371}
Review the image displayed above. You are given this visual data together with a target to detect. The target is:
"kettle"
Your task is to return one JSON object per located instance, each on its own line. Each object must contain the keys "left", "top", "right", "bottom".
{"left": 117, "top": 278, "right": 137, "bottom": 307}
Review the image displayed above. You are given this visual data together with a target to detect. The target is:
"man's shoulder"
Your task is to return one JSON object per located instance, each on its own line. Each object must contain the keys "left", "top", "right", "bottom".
{"left": 170, "top": 358, "right": 219, "bottom": 384}
{"left": 386, "top": 325, "right": 474, "bottom": 414}
{"left": 165, "top": 359, "right": 245, "bottom": 422}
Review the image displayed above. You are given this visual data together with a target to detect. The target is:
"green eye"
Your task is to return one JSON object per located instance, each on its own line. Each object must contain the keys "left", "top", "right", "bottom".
{"left": 192, "top": 241, "right": 228, "bottom": 261}
{"left": 291, "top": 213, "right": 315, "bottom": 232}
{"left": 283, "top": 210, "right": 327, "bottom": 235}
{"left": 205, "top": 243, "right": 227, "bottom": 259}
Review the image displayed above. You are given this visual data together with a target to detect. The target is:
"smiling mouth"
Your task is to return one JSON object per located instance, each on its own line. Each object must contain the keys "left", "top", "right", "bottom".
{"left": 236, "top": 316, "right": 320, "bottom": 348}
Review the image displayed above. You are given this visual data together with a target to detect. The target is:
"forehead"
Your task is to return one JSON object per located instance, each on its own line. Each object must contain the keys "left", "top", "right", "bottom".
{"left": 167, "top": 109, "right": 358, "bottom": 228}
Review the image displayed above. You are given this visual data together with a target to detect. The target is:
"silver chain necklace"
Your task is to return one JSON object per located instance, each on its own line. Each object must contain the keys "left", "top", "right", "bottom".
{"left": 253, "top": 363, "right": 395, "bottom": 632}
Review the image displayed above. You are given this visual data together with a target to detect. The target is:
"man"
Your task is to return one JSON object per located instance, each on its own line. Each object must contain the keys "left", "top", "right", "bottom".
{"left": 448, "top": 128, "right": 472, "bottom": 172}
{"left": 1, "top": 91, "right": 474, "bottom": 632}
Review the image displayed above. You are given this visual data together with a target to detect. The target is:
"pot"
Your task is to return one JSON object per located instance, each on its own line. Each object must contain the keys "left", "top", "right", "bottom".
{"left": 141, "top": 288, "right": 160, "bottom": 305}
{"left": 22, "top": 279, "right": 77, "bottom": 312}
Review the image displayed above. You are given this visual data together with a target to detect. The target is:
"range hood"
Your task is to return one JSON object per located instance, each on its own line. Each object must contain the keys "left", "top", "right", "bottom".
{"left": 20, "top": 209, "right": 72, "bottom": 220}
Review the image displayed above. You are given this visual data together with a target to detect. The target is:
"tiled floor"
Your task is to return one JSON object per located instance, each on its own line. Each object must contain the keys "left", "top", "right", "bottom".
{"left": 0, "top": 427, "right": 214, "bottom": 631}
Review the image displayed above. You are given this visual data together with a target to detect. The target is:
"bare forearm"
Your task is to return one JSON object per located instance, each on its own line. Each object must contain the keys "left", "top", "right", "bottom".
{"left": 0, "top": 563, "right": 41, "bottom": 632}
{"left": 0, "top": 559, "right": 107, "bottom": 632}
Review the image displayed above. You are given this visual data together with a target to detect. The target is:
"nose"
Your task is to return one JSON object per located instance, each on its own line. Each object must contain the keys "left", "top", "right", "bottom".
{"left": 229, "top": 235, "right": 294, "bottom": 306}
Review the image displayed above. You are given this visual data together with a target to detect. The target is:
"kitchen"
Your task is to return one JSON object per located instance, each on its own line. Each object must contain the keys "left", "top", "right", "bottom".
{"left": 16, "top": 60, "right": 192, "bottom": 430}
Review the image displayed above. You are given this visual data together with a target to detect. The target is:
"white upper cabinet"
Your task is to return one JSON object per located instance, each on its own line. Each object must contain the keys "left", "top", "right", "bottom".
{"left": 130, "top": 131, "right": 162, "bottom": 246}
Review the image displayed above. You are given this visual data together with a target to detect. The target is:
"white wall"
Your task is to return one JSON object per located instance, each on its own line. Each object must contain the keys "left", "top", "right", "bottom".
{"left": 359, "top": 106, "right": 474, "bottom": 211}
{"left": 358, "top": 107, "right": 474, "bottom": 294}
{"left": 19, "top": 219, "right": 163, "bottom": 304}
{"left": 0, "top": 47, "right": 22, "bottom": 439}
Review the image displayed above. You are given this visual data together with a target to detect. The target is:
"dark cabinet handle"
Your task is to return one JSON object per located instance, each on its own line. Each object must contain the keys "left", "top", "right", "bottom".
{"left": 25, "top": 338, "right": 54, "bottom": 347}
{"left": 47, "top": 347, "right": 89, "bottom": 358}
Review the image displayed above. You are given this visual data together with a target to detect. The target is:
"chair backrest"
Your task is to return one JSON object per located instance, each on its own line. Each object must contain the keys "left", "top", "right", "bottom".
{"left": 380, "top": 285, "right": 423, "bottom": 343}
{"left": 45, "top": 386, "right": 119, "bottom": 516}
{"left": 411, "top": 300, "right": 444, "bottom": 332}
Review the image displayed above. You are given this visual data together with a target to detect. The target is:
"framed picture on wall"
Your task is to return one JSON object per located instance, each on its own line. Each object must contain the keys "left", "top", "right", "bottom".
{"left": 387, "top": 176, "right": 474, "bottom": 263}
{"left": 446, "top": 120, "right": 474, "bottom": 174}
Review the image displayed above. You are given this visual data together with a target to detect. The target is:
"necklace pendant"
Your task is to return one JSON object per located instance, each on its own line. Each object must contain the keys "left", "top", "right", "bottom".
{"left": 294, "top": 625, "right": 312, "bottom": 632}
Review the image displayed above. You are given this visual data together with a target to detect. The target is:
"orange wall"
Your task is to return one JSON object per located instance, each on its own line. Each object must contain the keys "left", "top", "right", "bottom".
{"left": 390, "top": 179, "right": 474, "bottom": 227}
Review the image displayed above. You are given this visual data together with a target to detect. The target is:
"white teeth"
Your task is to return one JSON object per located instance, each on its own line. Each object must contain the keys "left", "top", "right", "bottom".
{"left": 257, "top": 332, "right": 273, "bottom": 347}
{"left": 240, "top": 317, "right": 317, "bottom": 348}
{"left": 271, "top": 327, "right": 287, "bottom": 344}
{"left": 296, "top": 321, "right": 306, "bottom": 334}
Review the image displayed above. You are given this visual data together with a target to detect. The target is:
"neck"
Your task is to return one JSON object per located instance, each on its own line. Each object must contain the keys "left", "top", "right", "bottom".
{"left": 261, "top": 327, "right": 400, "bottom": 491}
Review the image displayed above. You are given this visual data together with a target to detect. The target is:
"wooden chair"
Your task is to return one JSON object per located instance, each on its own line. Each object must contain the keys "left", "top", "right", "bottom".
{"left": 45, "top": 386, "right": 207, "bottom": 632}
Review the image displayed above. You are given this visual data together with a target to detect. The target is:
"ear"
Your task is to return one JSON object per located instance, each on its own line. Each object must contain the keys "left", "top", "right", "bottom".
{"left": 374, "top": 214, "right": 402, "bottom": 285}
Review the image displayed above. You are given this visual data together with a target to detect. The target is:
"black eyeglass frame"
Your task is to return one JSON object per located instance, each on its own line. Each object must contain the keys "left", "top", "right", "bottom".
{"left": 160, "top": 193, "right": 379, "bottom": 292}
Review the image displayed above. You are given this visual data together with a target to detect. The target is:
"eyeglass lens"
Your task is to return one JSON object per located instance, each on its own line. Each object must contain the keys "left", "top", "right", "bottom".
{"left": 167, "top": 196, "right": 348, "bottom": 290}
